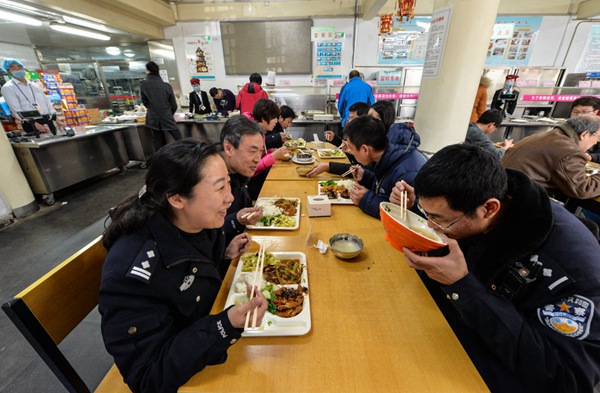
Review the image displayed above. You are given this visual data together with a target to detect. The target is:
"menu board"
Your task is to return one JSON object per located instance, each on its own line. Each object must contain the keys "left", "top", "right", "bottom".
{"left": 184, "top": 36, "right": 215, "bottom": 80}
{"left": 377, "top": 17, "right": 430, "bottom": 65}
{"left": 314, "top": 34, "right": 344, "bottom": 79}
{"left": 485, "top": 17, "right": 542, "bottom": 66}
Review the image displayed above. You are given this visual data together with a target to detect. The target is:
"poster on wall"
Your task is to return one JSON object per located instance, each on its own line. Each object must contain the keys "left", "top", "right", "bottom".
{"left": 185, "top": 36, "right": 215, "bottom": 80}
{"left": 314, "top": 31, "right": 344, "bottom": 79}
{"left": 485, "top": 17, "right": 542, "bottom": 66}
{"left": 422, "top": 7, "right": 452, "bottom": 80}
{"left": 575, "top": 25, "right": 600, "bottom": 73}
{"left": 377, "top": 17, "right": 430, "bottom": 65}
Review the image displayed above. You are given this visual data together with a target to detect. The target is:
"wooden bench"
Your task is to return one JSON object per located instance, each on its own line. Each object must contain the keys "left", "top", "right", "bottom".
{"left": 2, "top": 236, "right": 131, "bottom": 393}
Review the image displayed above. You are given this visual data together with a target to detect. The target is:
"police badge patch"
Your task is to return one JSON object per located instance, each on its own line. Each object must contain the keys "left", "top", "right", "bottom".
{"left": 537, "top": 295, "right": 594, "bottom": 340}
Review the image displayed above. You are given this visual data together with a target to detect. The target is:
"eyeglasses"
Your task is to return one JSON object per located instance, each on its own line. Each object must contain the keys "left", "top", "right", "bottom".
{"left": 417, "top": 203, "right": 465, "bottom": 230}
{"left": 571, "top": 110, "right": 596, "bottom": 116}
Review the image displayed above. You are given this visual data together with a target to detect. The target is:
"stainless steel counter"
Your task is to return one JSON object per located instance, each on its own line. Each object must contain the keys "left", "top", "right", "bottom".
{"left": 491, "top": 119, "right": 555, "bottom": 143}
{"left": 11, "top": 125, "right": 129, "bottom": 204}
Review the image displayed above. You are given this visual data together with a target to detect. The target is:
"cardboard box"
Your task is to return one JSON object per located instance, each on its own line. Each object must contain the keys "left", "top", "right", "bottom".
{"left": 307, "top": 195, "right": 331, "bottom": 217}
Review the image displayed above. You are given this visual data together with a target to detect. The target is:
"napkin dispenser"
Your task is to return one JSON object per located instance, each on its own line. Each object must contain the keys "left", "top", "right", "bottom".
{"left": 307, "top": 195, "right": 331, "bottom": 217}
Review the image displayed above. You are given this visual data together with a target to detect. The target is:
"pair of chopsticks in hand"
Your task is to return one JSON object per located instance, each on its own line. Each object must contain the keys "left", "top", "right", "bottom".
{"left": 245, "top": 243, "right": 266, "bottom": 330}
{"left": 398, "top": 190, "right": 408, "bottom": 220}
{"left": 341, "top": 166, "right": 357, "bottom": 178}
{"left": 240, "top": 195, "right": 279, "bottom": 220}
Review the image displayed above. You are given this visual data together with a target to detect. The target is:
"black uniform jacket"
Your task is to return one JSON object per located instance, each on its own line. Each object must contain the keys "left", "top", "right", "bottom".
{"left": 188, "top": 90, "right": 212, "bottom": 115}
{"left": 223, "top": 172, "right": 252, "bottom": 245}
{"left": 140, "top": 74, "right": 178, "bottom": 131}
{"left": 421, "top": 169, "right": 600, "bottom": 392}
{"left": 99, "top": 213, "right": 242, "bottom": 393}
{"left": 265, "top": 122, "right": 285, "bottom": 150}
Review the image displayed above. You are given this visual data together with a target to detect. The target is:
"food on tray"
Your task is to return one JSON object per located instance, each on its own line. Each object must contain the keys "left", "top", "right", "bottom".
{"left": 264, "top": 258, "right": 303, "bottom": 285}
{"left": 241, "top": 251, "right": 278, "bottom": 272}
{"left": 273, "top": 285, "right": 308, "bottom": 318}
{"left": 319, "top": 179, "right": 354, "bottom": 199}
{"left": 254, "top": 198, "right": 298, "bottom": 228}
{"left": 318, "top": 149, "right": 346, "bottom": 158}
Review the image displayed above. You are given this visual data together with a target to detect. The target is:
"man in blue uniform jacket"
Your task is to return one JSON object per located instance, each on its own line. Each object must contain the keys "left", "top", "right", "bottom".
{"left": 337, "top": 70, "right": 374, "bottom": 126}
{"left": 395, "top": 144, "right": 600, "bottom": 392}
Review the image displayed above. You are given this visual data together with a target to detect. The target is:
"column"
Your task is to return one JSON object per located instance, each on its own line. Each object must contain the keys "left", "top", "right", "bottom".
{"left": 414, "top": 0, "right": 500, "bottom": 153}
{"left": 0, "top": 125, "right": 39, "bottom": 218}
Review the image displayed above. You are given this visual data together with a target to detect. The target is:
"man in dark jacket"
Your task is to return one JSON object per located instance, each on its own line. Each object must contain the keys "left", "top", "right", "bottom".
{"left": 265, "top": 105, "right": 295, "bottom": 150}
{"left": 140, "top": 61, "right": 181, "bottom": 151}
{"left": 209, "top": 87, "right": 236, "bottom": 116}
{"left": 220, "top": 116, "right": 264, "bottom": 245}
{"left": 399, "top": 144, "right": 600, "bottom": 392}
{"left": 344, "top": 115, "right": 427, "bottom": 218}
{"left": 236, "top": 73, "right": 268, "bottom": 114}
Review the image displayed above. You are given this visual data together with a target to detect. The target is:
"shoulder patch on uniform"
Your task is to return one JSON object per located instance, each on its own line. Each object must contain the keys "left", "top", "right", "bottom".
{"left": 126, "top": 240, "right": 160, "bottom": 284}
{"left": 537, "top": 295, "right": 594, "bottom": 340}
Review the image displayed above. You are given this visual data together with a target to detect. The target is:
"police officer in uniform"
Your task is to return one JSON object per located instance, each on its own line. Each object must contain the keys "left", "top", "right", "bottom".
{"left": 99, "top": 140, "right": 267, "bottom": 393}
{"left": 391, "top": 144, "right": 600, "bottom": 392}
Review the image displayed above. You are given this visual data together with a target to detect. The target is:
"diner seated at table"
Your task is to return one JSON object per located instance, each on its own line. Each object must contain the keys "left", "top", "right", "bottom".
{"left": 501, "top": 115, "right": 600, "bottom": 202}
{"left": 246, "top": 98, "right": 288, "bottom": 200}
{"left": 220, "top": 115, "right": 264, "bottom": 244}
{"left": 465, "top": 109, "right": 512, "bottom": 159}
{"left": 265, "top": 104, "right": 295, "bottom": 149}
{"left": 395, "top": 143, "right": 600, "bottom": 392}
{"left": 308, "top": 101, "right": 393, "bottom": 178}
{"left": 343, "top": 115, "right": 427, "bottom": 218}
{"left": 99, "top": 140, "right": 267, "bottom": 393}
{"left": 324, "top": 101, "right": 370, "bottom": 147}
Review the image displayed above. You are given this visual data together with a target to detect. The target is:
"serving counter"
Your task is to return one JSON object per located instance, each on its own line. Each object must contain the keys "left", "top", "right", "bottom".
{"left": 179, "top": 155, "right": 487, "bottom": 392}
{"left": 11, "top": 125, "right": 129, "bottom": 205}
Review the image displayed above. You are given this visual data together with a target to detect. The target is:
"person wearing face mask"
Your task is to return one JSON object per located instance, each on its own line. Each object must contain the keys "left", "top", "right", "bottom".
{"left": 491, "top": 74, "right": 520, "bottom": 118}
{"left": 1, "top": 58, "right": 65, "bottom": 135}
{"left": 188, "top": 78, "right": 212, "bottom": 115}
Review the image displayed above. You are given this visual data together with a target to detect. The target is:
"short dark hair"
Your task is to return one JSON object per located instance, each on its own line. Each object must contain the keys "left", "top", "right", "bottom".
{"left": 369, "top": 100, "right": 396, "bottom": 131}
{"left": 279, "top": 105, "right": 297, "bottom": 120}
{"left": 477, "top": 109, "right": 503, "bottom": 127}
{"left": 343, "top": 115, "right": 387, "bottom": 152}
{"left": 220, "top": 115, "right": 263, "bottom": 148}
{"left": 252, "top": 99, "right": 280, "bottom": 124}
{"left": 249, "top": 73, "right": 262, "bottom": 84}
{"left": 349, "top": 102, "right": 370, "bottom": 116}
{"left": 414, "top": 144, "right": 508, "bottom": 216}
{"left": 571, "top": 96, "right": 600, "bottom": 111}
{"left": 146, "top": 61, "right": 159, "bottom": 75}
{"left": 209, "top": 87, "right": 219, "bottom": 97}
{"left": 349, "top": 70, "right": 361, "bottom": 79}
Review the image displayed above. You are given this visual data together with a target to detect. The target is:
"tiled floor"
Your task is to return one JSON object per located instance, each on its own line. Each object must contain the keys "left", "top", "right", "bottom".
{"left": 0, "top": 164, "right": 146, "bottom": 393}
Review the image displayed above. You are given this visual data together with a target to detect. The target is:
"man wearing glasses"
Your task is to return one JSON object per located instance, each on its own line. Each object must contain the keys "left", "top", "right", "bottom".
{"left": 391, "top": 144, "right": 600, "bottom": 392}
{"left": 570, "top": 96, "right": 600, "bottom": 163}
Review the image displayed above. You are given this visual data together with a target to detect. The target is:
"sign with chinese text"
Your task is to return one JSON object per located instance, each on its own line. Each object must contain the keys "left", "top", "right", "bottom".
{"left": 485, "top": 17, "right": 542, "bottom": 66}
{"left": 576, "top": 25, "right": 600, "bottom": 73}
{"left": 377, "top": 17, "right": 430, "bottom": 65}
{"left": 311, "top": 27, "right": 336, "bottom": 42}
{"left": 185, "top": 36, "right": 215, "bottom": 80}
{"left": 422, "top": 7, "right": 452, "bottom": 80}
{"left": 315, "top": 39, "right": 343, "bottom": 79}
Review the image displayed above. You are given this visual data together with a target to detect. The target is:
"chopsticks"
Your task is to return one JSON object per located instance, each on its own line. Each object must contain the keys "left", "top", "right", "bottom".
{"left": 399, "top": 190, "right": 408, "bottom": 220}
{"left": 245, "top": 243, "right": 265, "bottom": 330}
{"left": 242, "top": 195, "right": 279, "bottom": 220}
{"left": 341, "top": 166, "right": 357, "bottom": 177}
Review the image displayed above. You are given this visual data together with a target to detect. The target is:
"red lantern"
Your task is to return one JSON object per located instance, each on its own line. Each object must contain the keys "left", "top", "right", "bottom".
{"left": 378, "top": 14, "right": 393, "bottom": 35}
{"left": 396, "top": 0, "right": 416, "bottom": 22}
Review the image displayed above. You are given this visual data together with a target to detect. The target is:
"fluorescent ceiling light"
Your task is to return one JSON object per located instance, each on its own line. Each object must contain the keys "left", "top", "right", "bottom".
{"left": 63, "top": 16, "right": 108, "bottom": 32}
{"left": 123, "top": 50, "right": 135, "bottom": 58}
{"left": 49, "top": 23, "right": 110, "bottom": 41}
{"left": 105, "top": 46, "right": 121, "bottom": 55}
{"left": 0, "top": 0, "right": 39, "bottom": 13}
{"left": 0, "top": 10, "right": 42, "bottom": 26}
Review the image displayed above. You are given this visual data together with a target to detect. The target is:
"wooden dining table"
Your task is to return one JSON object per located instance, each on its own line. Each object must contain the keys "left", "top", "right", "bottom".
{"left": 179, "top": 151, "right": 488, "bottom": 392}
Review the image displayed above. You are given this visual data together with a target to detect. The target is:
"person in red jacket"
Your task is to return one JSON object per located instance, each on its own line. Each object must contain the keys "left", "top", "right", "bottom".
{"left": 236, "top": 73, "right": 268, "bottom": 114}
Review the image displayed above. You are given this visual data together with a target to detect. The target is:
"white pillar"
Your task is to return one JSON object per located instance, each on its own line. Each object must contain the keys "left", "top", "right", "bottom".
{"left": 414, "top": 0, "right": 500, "bottom": 153}
{"left": 0, "top": 125, "right": 39, "bottom": 217}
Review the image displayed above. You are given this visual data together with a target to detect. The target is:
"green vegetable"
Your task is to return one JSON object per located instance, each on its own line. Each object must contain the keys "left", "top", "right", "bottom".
{"left": 319, "top": 179, "right": 336, "bottom": 187}
{"left": 263, "top": 284, "right": 277, "bottom": 314}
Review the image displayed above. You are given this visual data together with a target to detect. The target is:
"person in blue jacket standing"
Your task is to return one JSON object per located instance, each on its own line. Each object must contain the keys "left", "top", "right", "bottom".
{"left": 337, "top": 70, "right": 375, "bottom": 126}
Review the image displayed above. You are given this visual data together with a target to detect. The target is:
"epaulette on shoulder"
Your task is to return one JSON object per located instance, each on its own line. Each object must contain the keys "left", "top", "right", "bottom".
{"left": 126, "top": 240, "right": 160, "bottom": 284}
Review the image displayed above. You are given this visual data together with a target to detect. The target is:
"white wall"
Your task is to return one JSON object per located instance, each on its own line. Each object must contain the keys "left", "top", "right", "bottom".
{"left": 164, "top": 15, "right": 600, "bottom": 99}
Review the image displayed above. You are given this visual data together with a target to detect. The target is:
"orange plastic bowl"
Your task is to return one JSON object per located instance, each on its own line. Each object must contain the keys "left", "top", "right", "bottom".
{"left": 379, "top": 202, "right": 446, "bottom": 252}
